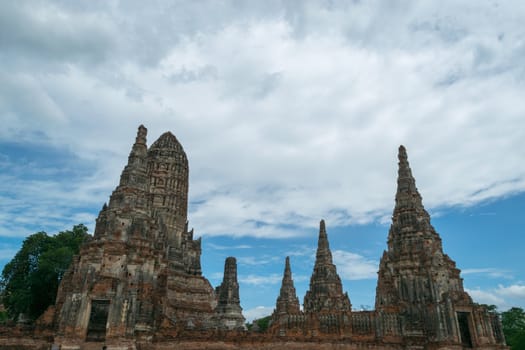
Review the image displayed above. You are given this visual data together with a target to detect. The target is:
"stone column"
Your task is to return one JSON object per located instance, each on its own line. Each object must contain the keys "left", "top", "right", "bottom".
{"left": 214, "top": 257, "right": 246, "bottom": 330}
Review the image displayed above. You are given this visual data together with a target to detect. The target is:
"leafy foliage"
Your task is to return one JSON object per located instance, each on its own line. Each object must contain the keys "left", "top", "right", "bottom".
{"left": 483, "top": 304, "right": 498, "bottom": 313}
{"left": 0, "top": 310, "right": 7, "bottom": 324}
{"left": 0, "top": 224, "right": 88, "bottom": 321}
{"left": 246, "top": 315, "right": 272, "bottom": 332}
{"left": 501, "top": 307, "right": 525, "bottom": 350}
{"left": 255, "top": 315, "right": 272, "bottom": 332}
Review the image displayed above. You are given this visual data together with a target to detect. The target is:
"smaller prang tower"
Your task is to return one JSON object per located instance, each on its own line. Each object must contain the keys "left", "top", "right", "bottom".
{"left": 304, "top": 220, "right": 351, "bottom": 314}
{"left": 269, "top": 221, "right": 352, "bottom": 337}
{"left": 272, "top": 256, "right": 301, "bottom": 321}
{"left": 375, "top": 145, "right": 506, "bottom": 348}
{"left": 303, "top": 220, "right": 352, "bottom": 335}
{"left": 214, "top": 257, "right": 246, "bottom": 330}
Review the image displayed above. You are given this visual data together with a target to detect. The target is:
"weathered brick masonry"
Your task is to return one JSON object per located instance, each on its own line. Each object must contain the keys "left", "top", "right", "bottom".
{"left": 3, "top": 125, "right": 506, "bottom": 350}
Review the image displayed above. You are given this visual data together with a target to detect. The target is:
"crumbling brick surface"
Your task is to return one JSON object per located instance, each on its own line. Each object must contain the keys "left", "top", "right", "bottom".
{"left": 21, "top": 128, "right": 506, "bottom": 349}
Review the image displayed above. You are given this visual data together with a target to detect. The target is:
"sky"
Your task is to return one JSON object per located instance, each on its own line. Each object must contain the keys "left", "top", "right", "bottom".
{"left": 0, "top": 0, "right": 524, "bottom": 322}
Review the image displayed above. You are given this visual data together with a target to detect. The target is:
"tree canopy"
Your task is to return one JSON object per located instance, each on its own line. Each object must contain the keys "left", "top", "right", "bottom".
{"left": 502, "top": 307, "right": 525, "bottom": 350}
{"left": 0, "top": 224, "right": 88, "bottom": 321}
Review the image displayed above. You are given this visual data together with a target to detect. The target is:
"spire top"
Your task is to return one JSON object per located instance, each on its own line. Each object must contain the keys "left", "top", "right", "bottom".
{"left": 398, "top": 145, "right": 407, "bottom": 160}
{"left": 397, "top": 145, "right": 413, "bottom": 182}
{"left": 389, "top": 145, "right": 433, "bottom": 242}
{"left": 316, "top": 219, "right": 330, "bottom": 261}
{"left": 284, "top": 256, "right": 292, "bottom": 281}
{"left": 395, "top": 145, "right": 423, "bottom": 209}
{"left": 135, "top": 124, "right": 147, "bottom": 145}
{"left": 115, "top": 125, "right": 148, "bottom": 191}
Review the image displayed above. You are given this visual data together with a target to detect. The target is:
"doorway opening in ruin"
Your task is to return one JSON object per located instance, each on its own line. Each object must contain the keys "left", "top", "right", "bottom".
{"left": 457, "top": 312, "right": 473, "bottom": 348}
{"left": 86, "top": 300, "right": 110, "bottom": 342}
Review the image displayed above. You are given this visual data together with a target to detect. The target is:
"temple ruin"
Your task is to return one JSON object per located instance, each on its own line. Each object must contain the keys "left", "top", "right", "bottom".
{"left": 36, "top": 125, "right": 507, "bottom": 349}
{"left": 268, "top": 146, "right": 507, "bottom": 349}
{"left": 50, "top": 126, "right": 243, "bottom": 347}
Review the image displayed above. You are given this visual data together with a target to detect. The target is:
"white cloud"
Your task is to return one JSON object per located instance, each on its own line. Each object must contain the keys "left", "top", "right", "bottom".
{"left": 1, "top": 1, "right": 525, "bottom": 240}
{"left": 466, "top": 284, "right": 525, "bottom": 310}
{"left": 462, "top": 268, "right": 513, "bottom": 279}
{"left": 239, "top": 273, "right": 310, "bottom": 286}
{"left": 243, "top": 306, "right": 274, "bottom": 322}
{"left": 332, "top": 250, "right": 378, "bottom": 281}
{"left": 238, "top": 255, "right": 280, "bottom": 266}
{"left": 286, "top": 245, "right": 316, "bottom": 258}
{"left": 496, "top": 284, "right": 525, "bottom": 299}
{"left": 239, "top": 274, "right": 283, "bottom": 286}
{"left": 466, "top": 288, "right": 505, "bottom": 307}
{"left": 0, "top": 155, "right": 109, "bottom": 237}
{"left": 207, "top": 243, "right": 252, "bottom": 250}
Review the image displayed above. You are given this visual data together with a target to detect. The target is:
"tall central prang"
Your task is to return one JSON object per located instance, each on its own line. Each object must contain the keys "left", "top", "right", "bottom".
{"left": 51, "top": 126, "right": 244, "bottom": 346}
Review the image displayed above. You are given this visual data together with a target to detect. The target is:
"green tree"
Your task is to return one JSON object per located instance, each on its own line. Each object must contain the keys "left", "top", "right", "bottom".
{"left": 0, "top": 224, "right": 88, "bottom": 321}
{"left": 501, "top": 307, "right": 525, "bottom": 350}
{"left": 482, "top": 304, "right": 498, "bottom": 313}
{"left": 254, "top": 315, "right": 271, "bottom": 332}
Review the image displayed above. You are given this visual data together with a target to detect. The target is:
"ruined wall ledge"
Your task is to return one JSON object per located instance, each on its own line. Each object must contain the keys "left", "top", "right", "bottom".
{"left": 0, "top": 335, "right": 509, "bottom": 350}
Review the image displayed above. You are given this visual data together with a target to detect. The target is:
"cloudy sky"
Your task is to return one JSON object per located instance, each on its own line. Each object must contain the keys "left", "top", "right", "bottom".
{"left": 1, "top": 0, "right": 524, "bottom": 321}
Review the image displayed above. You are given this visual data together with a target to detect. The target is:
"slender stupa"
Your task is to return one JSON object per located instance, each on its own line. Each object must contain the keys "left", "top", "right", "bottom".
{"left": 214, "top": 257, "right": 246, "bottom": 330}
{"left": 303, "top": 220, "right": 351, "bottom": 313}
{"left": 272, "top": 256, "right": 301, "bottom": 321}
{"left": 375, "top": 145, "right": 505, "bottom": 348}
